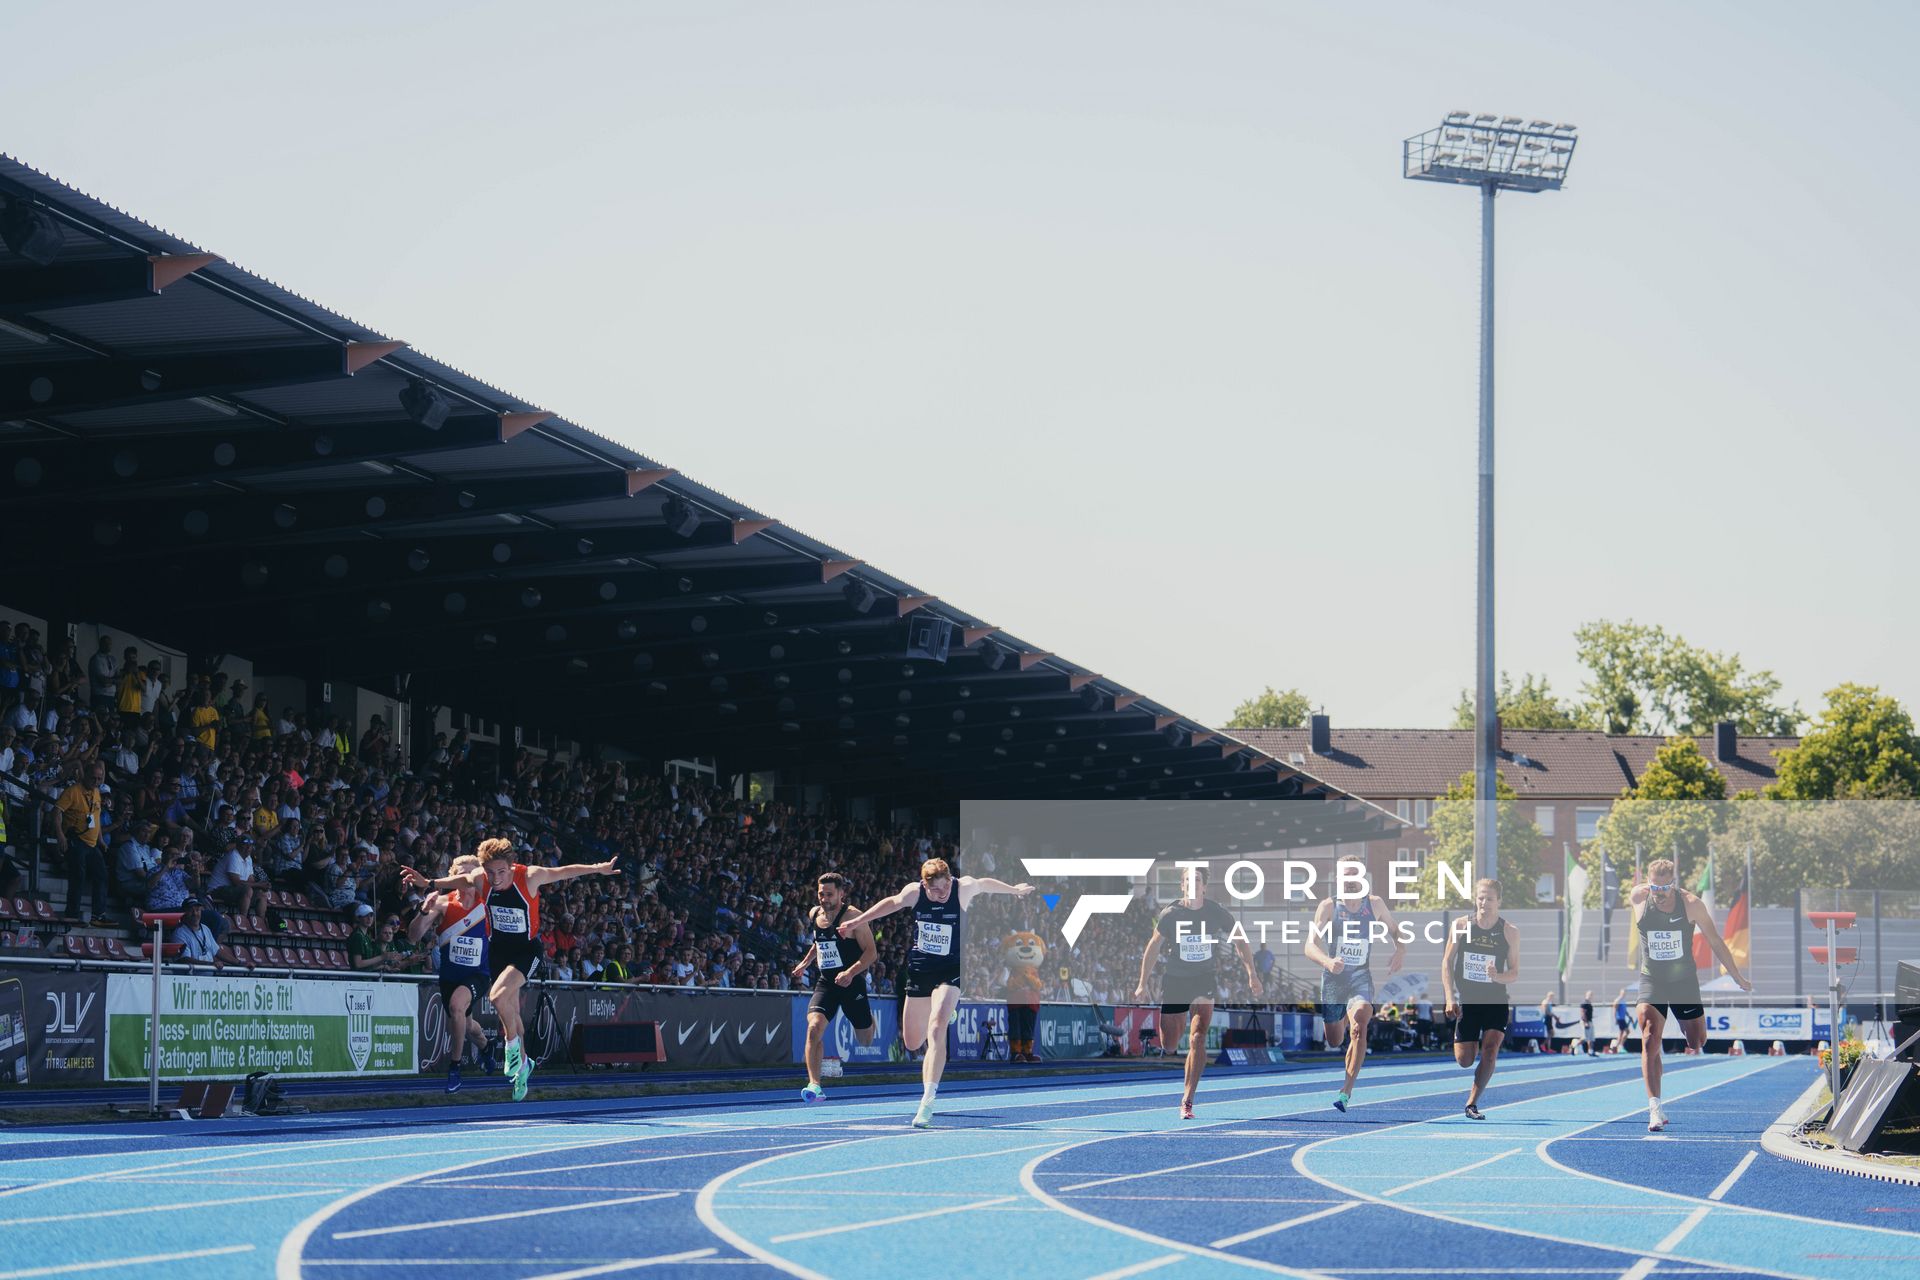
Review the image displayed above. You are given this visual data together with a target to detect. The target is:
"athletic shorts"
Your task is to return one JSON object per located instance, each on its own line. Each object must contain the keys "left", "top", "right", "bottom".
{"left": 1638, "top": 994, "right": 1705, "bottom": 1023}
{"left": 439, "top": 967, "right": 485, "bottom": 1007}
{"left": 1161, "top": 975, "right": 1218, "bottom": 1017}
{"left": 1319, "top": 967, "right": 1376, "bottom": 1024}
{"left": 1452, "top": 1002, "right": 1510, "bottom": 1042}
{"left": 809, "top": 975, "right": 875, "bottom": 1030}
{"left": 488, "top": 937, "right": 542, "bottom": 982}
{"left": 904, "top": 960, "right": 961, "bottom": 998}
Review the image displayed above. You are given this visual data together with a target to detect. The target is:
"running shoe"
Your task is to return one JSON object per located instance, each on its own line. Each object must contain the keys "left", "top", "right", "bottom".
{"left": 511, "top": 1055, "right": 532, "bottom": 1103}
{"left": 1646, "top": 1099, "right": 1667, "bottom": 1133}
{"left": 503, "top": 1040, "right": 521, "bottom": 1079}
{"left": 911, "top": 1101, "right": 935, "bottom": 1128}
{"left": 801, "top": 1083, "right": 825, "bottom": 1104}
{"left": 1463, "top": 1102, "right": 1484, "bottom": 1121}
{"left": 445, "top": 1064, "right": 462, "bottom": 1095}
{"left": 1333, "top": 1091, "right": 1349, "bottom": 1113}
{"left": 1180, "top": 1100, "right": 1195, "bottom": 1120}
{"left": 480, "top": 1041, "right": 497, "bottom": 1075}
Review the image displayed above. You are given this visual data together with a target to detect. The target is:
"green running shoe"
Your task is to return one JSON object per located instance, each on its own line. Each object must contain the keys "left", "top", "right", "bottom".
{"left": 511, "top": 1054, "right": 532, "bottom": 1102}
{"left": 911, "top": 1101, "right": 935, "bottom": 1128}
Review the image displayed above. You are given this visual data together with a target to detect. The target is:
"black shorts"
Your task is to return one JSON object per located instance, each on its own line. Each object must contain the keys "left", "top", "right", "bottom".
{"left": 439, "top": 967, "right": 485, "bottom": 1007}
{"left": 489, "top": 937, "right": 541, "bottom": 982}
{"left": 1452, "top": 1002, "right": 1510, "bottom": 1042}
{"left": 809, "top": 975, "right": 875, "bottom": 1030}
{"left": 1638, "top": 995, "right": 1705, "bottom": 1023}
{"left": 1161, "top": 976, "right": 1218, "bottom": 1016}
{"left": 904, "top": 960, "right": 961, "bottom": 998}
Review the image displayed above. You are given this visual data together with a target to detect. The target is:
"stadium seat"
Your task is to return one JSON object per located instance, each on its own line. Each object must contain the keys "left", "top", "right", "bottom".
{"left": 64, "top": 934, "right": 87, "bottom": 959}
{"left": 140, "top": 943, "right": 185, "bottom": 960}
{"left": 105, "top": 938, "right": 133, "bottom": 962}
{"left": 83, "top": 936, "right": 107, "bottom": 960}
{"left": 264, "top": 945, "right": 288, "bottom": 967}
{"left": 0, "top": 898, "right": 17, "bottom": 924}
{"left": 30, "top": 900, "right": 57, "bottom": 924}
{"left": 295, "top": 947, "right": 317, "bottom": 968}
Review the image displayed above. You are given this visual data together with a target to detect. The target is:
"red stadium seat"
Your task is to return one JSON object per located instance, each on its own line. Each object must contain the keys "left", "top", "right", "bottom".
{"left": 83, "top": 936, "right": 107, "bottom": 960}
{"left": 325, "top": 950, "right": 347, "bottom": 971}
{"left": 140, "top": 943, "right": 185, "bottom": 960}
{"left": 30, "top": 900, "right": 57, "bottom": 924}
{"left": 295, "top": 947, "right": 317, "bottom": 968}
{"left": 264, "top": 945, "right": 288, "bottom": 967}
{"left": 64, "top": 934, "right": 88, "bottom": 959}
{"left": 105, "top": 938, "right": 133, "bottom": 962}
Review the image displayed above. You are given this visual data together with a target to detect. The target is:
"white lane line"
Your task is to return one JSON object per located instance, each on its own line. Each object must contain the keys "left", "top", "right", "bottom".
{"left": 524, "top": 1248, "right": 720, "bottom": 1279}
{"left": 768, "top": 1194, "right": 1019, "bottom": 1243}
{"left": 1083, "top": 1256, "right": 1186, "bottom": 1280}
{"left": 0, "top": 1245, "right": 253, "bottom": 1278}
{"left": 425, "top": 1140, "right": 830, "bottom": 1183}
{"left": 1653, "top": 1205, "right": 1712, "bottom": 1253}
{"left": 276, "top": 1133, "right": 662, "bottom": 1279}
{"left": 740, "top": 1138, "right": 1068, "bottom": 1187}
{"left": 331, "top": 1190, "right": 678, "bottom": 1239}
{"left": 1058, "top": 1144, "right": 1296, "bottom": 1192}
{"left": 1379, "top": 1147, "right": 1524, "bottom": 1197}
{"left": 1616, "top": 1258, "right": 1658, "bottom": 1280}
{"left": 1290, "top": 1059, "right": 1807, "bottom": 1280}
{"left": 1706, "top": 1150, "right": 1757, "bottom": 1201}
{"left": 1209, "top": 1200, "right": 1360, "bottom": 1247}
{"left": 0, "top": 1187, "right": 334, "bottom": 1226}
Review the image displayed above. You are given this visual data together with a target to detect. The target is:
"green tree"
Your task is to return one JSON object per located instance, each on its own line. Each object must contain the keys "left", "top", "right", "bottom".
{"left": 1772, "top": 684, "right": 1920, "bottom": 800}
{"left": 1226, "top": 686, "right": 1313, "bottom": 730}
{"left": 1575, "top": 619, "right": 1802, "bottom": 736}
{"left": 1582, "top": 738, "right": 1728, "bottom": 905}
{"left": 1407, "top": 771, "right": 1547, "bottom": 908}
{"left": 1450, "top": 671, "right": 1582, "bottom": 731}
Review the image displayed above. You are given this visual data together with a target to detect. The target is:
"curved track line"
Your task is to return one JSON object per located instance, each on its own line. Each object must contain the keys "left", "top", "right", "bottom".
{"left": 693, "top": 1135, "right": 889, "bottom": 1280}
{"left": 273, "top": 1133, "right": 666, "bottom": 1280}
{"left": 1289, "top": 1061, "right": 1804, "bottom": 1280}
{"left": 1017, "top": 1144, "right": 1319, "bottom": 1277}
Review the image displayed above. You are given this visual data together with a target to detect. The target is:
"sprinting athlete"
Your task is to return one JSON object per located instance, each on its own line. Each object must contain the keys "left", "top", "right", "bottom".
{"left": 407, "top": 852, "right": 493, "bottom": 1092}
{"left": 1134, "top": 864, "right": 1260, "bottom": 1120}
{"left": 791, "top": 872, "right": 878, "bottom": 1102}
{"left": 838, "top": 858, "right": 1033, "bottom": 1127}
{"left": 405, "top": 838, "right": 619, "bottom": 1101}
{"left": 1440, "top": 877, "right": 1519, "bottom": 1119}
{"left": 1304, "top": 857, "right": 1406, "bottom": 1112}
{"left": 1629, "top": 858, "right": 1751, "bottom": 1131}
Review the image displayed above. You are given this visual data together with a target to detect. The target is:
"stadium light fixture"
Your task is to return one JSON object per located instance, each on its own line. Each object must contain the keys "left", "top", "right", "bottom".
{"left": 1404, "top": 111, "right": 1577, "bottom": 888}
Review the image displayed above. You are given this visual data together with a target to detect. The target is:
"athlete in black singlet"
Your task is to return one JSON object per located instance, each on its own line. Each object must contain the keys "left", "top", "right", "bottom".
{"left": 792, "top": 871, "right": 877, "bottom": 1102}
{"left": 1628, "top": 858, "right": 1749, "bottom": 1131}
{"left": 1440, "top": 876, "right": 1519, "bottom": 1119}
{"left": 836, "top": 857, "right": 1033, "bottom": 1127}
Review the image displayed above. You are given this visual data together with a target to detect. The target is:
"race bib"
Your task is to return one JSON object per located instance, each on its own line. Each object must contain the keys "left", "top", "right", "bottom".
{"left": 1177, "top": 934, "right": 1214, "bottom": 964}
{"left": 1647, "top": 929, "right": 1684, "bottom": 962}
{"left": 816, "top": 938, "right": 843, "bottom": 970}
{"left": 1338, "top": 937, "right": 1370, "bottom": 967}
{"left": 1462, "top": 951, "right": 1494, "bottom": 984}
{"left": 489, "top": 905, "right": 528, "bottom": 934}
{"left": 916, "top": 921, "right": 953, "bottom": 956}
{"left": 448, "top": 934, "right": 485, "bottom": 968}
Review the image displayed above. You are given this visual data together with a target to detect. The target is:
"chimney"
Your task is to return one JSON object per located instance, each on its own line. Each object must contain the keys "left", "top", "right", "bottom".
{"left": 1714, "top": 721, "right": 1738, "bottom": 761}
{"left": 1309, "top": 713, "right": 1331, "bottom": 756}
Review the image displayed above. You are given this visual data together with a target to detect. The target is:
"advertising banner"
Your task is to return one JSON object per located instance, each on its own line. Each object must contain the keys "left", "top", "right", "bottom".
{"left": 1036, "top": 1002, "right": 1106, "bottom": 1059}
{"left": 1110, "top": 1005, "right": 1161, "bottom": 1056}
{"left": 787, "top": 991, "right": 901, "bottom": 1066}
{"left": 106, "top": 973, "right": 416, "bottom": 1080}
{"left": 418, "top": 982, "right": 793, "bottom": 1071}
{"left": 953, "top": 1000, "right": 1009, "bottom": 1062}
{"left": 1700, "top": 1005, "right": 1833, "bottom": 1041}
{"left": 0, "top": 969, "right": 106, "bottom": 1085}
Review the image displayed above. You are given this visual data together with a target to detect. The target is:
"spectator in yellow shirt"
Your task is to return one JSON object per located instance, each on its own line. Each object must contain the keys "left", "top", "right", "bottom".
{"left": 188, "top": 688, "right": 221, "bottom": 750}
{"left": 251, "top": 694, "right": 273, "bottom": 742}
{"left": 55, "top": 759, "right": 111, "bottom": 923}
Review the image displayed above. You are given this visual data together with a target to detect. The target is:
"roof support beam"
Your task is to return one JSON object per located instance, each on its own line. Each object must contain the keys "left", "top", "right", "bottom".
{"left": 1, "top": 411, "right": 535, "bottom": 502}
{"left": 0, "top": 252, "right": 221, "bottom": 313}
{"left": 0, "top": 339, "right": 404, "bottom": 417}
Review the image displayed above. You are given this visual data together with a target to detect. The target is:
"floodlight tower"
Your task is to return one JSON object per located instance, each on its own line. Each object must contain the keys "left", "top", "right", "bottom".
{"left": 1405, "top": 113, "right": 1578, "bottom": 884}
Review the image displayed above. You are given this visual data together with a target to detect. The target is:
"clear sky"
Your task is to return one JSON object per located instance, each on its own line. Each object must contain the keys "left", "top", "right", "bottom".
{"left": 8, "top": 1, "right": 1915, "bottom": 731}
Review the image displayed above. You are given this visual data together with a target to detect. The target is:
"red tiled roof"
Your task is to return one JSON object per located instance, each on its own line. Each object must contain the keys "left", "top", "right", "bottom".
{"left": 1228, "top": 728, "right": 1796, "bottom": 801}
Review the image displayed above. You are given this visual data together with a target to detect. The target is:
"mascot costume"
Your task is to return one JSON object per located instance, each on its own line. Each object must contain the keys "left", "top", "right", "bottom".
{"left": 1002, "top": 930, "right": 1047, "bottom": 1062}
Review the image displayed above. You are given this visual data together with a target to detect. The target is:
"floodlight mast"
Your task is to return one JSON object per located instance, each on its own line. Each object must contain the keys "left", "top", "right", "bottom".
{"left": 1404, "top": 113, "right": 1577, "bottom": 887}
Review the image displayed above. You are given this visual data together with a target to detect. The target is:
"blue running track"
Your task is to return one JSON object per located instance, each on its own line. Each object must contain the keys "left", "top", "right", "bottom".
{"left": 0, "top": 1053, "right": 1909, "bottom": 1279}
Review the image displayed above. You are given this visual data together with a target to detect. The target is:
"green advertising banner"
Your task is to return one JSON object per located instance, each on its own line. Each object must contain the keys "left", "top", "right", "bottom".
{"left": 105, "top": 973, "right": 416, "bottom": 1080}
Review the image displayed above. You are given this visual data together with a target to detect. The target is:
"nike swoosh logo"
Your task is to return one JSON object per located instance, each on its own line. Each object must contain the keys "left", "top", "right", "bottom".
{"left": 764, "top": 1026, "right": 779, "bottom": 1044}
{"left": 708, "top": 1022, "right": 725, "bottom": 1045}
{"left": 677, "top": 1024, "right": 696, "bottom": 1045}
{"left": 736, "top": 1025, "right": 753, "bottom": 1044}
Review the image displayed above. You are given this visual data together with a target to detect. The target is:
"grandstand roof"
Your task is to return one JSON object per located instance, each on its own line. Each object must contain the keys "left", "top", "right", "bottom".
{"left": 0, "top": 155, "right": 1397, "bottom": 831}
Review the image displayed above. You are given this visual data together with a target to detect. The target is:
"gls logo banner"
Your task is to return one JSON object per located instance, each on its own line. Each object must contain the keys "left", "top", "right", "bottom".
{"left": 1021, "top": 858, "right": 1156, "bottom": 946}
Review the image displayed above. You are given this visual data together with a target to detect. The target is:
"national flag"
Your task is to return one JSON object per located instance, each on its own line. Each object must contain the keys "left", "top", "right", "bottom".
{"left": 1691, "top": 850, "right": 1717, "bottom": 970}
{"left": 1559, "top": 845, "right": 1588, "bottom": 982}
{"left": 1699, "top": 867, "right": 1751, "bottom": 975}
